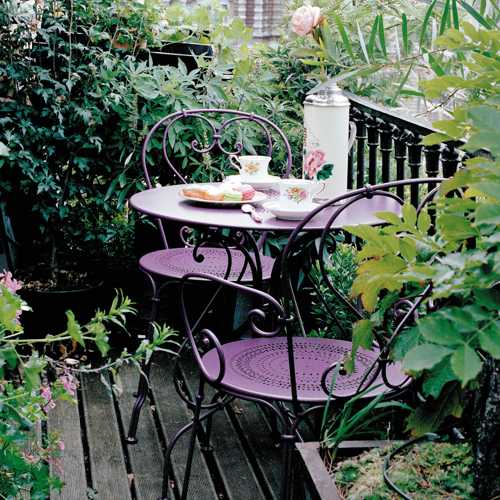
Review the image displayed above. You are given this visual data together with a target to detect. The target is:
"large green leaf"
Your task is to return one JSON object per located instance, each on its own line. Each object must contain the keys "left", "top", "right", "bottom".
{"left": 403, "top": 344, "right": 452, "bottom": 372}
{"left": 475, "top": 204, "right": 500, "bottom": 226}
{"left": 478, "top": 321, "right": 500, "bottom": 358}
{"left": 417, "top": 315, "right": 461, "bottom": 345}
{"left": 422, "top": 357, "right": 457, "bottom": 398}
{"left": 474, "top": 289, "right": 500, "bottom": 310}
{"left": 450, "top": 344, "right": 482, "bottom": 386}
{"left": 406, "top": 382, "right": 463, "bottom": 435}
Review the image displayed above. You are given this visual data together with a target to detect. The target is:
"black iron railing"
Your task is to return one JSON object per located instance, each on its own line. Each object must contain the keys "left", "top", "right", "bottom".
{"left": 346, "top": 91, "right": 462, "bottom": 205}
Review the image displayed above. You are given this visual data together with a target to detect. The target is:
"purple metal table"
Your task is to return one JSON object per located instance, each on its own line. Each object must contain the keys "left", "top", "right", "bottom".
{"left": 129, "top": 184, "right": 402, "bottom": 233}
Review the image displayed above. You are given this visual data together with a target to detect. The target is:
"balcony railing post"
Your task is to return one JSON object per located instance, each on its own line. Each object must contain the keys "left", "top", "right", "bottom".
{"left": 394, "top": 127, "right": 408, "bottom": 200}
{"left": 408, "top": 133, "right": 423, "bottom": 206}
{"left": 380, "top": 123, "right": 393, "bottom": 183}
{"left": 442, "top": 142, "right": 460, "bottom": 178}
{"left": 352, "top": 109, "right": 367, "bottom": 188}
{"left": 424, "top": 143, "right": 441, "bottom": 193}
{"left": 367, "top": 116, "right": 379, "bottom": 185}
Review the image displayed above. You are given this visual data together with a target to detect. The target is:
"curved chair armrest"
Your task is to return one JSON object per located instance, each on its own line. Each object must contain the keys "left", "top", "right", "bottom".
{"left": 179, "top": 272, "right": 287, "bottom": 383}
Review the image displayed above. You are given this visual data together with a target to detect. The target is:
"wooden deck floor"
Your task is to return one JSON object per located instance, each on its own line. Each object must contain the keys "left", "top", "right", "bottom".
{"left": 48, "top": 353, "right": 284, "bottom": 500}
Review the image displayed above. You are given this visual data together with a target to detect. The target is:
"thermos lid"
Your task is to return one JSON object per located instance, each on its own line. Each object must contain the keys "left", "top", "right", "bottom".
{"left": 304, "top": 80, "right": 349, "bottom": 107}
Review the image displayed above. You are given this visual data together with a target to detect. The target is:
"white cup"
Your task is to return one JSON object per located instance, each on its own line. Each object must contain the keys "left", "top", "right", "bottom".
{"left": 279, "top": 179, "right": 325, "bottom": 210}
{"left": 230, "top": 155, "right": 271, "bottom": 180}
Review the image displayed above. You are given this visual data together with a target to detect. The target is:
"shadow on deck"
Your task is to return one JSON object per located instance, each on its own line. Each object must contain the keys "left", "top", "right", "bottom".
{"left": 49, "top": 352, "right": 284, "bottom": 500}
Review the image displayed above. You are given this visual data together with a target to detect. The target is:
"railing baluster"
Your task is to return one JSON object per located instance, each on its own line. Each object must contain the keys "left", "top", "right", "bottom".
{"left": 380, "top": 123, "right": 393, "bottom": 183}
{"left": 367, "top": 116, "right": 379, "bottom": 185}
{"left": 424, "top": 143, "right": 441, "bottom": 193}
{"left": 442, "top": 142, "right": 460, "bottom": 178}
{"left": 347, "top": 149, "right": 354, "bottom": 190}
{"left": 353, "top": 109, "right": 366, "bottom": 188}
{"left": 394, "top": 128, "right": 407, "bottom": 200}
{"left": 408, "top": 133, "right": 423, "bottom": 206}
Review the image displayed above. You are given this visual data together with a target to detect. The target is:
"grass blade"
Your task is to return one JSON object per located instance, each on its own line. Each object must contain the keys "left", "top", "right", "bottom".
{"left": 333, "top": 13, "right": 354, "bottom": 59}
{"left": 420, "top": 0, "right": 438, "bottom": 49}
{"left": 426, "top": 49, "right": 446, "bottom": 76}
{"left": 378, "top": 15, "right": 387, "bottom": 57}
{"left": 460, "top": 0, "right": 492, "bottom": 28}
{"left": 367, "top": 15, "right": 379, "bottom": 58}
{"left": 402, "top": 13, "right": 409, "bottom": 56}
{"left": 451, "top": 0, "right": 460, "bottom": 29}
{"left": 439, "top": 0, "right": 451, "bottom": 35}
{"left": 391, "top": 64, "right": 413, "bottom": 105}
{"left": 357, "top": 21, "right": 370, "bottom": 64}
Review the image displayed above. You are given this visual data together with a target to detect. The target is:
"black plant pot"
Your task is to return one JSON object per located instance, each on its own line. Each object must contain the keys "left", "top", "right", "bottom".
{"left": 138, "top": 42, "right": 214, "bottom": 71}
{"left": 20, "top": 281, "right": 105, "bottom": 339}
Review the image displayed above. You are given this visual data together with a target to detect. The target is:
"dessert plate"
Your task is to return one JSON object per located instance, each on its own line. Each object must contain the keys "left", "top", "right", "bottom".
{"left": 226, "top": 174, "right": 281, "bottom": 189}
{"left": 180, "top": 190, "right": 268, "bottom": 206}
{"left": 263, "top": 201, "right": 320, "bottom": 220}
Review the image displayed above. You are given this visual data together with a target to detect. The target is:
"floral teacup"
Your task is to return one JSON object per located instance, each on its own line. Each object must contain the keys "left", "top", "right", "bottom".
{"left": 230, "top": 155, "right": 271, "bottom": 181}
{"left": 279, "top": 179, "right": 325, "bottom": 210}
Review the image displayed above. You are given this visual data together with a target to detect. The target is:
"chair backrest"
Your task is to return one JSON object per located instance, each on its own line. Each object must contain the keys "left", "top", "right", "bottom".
{"left": 141, "top": 108, "right": 293, "bottom": 189}
{"left": 278, "top": 177, "right": 444, "bottom": 406}
{"left": 140, "top": 108, "right": 293, "bottom": 249}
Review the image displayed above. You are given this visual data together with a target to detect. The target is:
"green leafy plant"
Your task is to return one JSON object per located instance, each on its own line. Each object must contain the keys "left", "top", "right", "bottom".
{"left": 322, "top": 384, "right": 410, "bottom": 461}
{"left": 0, "top": 270, "right": 177, "bottom": 497}
{"left": 289, "top": 0, "right": 499, "bottom": 106}
{"left": 344, "top": 20, "right": 499, "bottom": 498}
{"left": 0, "top": 0, "right": 258, "bottom": 281}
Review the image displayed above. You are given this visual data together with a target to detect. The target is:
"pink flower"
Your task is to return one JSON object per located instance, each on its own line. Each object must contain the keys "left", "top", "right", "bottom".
{"left": 291, "top": 5, "right": 322, "bottom": 36}
{"left": 58, "top": 440, "right": 65, "bottom": 451}
{"left": 0, "top": 270, "right": 22, "bottom": 293}
{"left": 41, "top": 385, "right": 56, "bottom": 413}
{"left": 304, "top": 149, "right": 326, "bottom": 179}
{"left": 59, "top": 373, "right": 78, "bottom": 396}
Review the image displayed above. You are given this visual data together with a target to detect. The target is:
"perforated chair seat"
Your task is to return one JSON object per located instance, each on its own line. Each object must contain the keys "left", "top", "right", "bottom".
{"left": 139, "top": 248, "right": 275, "bottom": 282}
{"left": 202, "top": 337, "right": 407, "bottom": 403}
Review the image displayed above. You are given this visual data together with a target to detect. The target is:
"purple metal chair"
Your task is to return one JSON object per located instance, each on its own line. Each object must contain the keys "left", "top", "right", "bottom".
{"left": 159, "top": 178, "right": 444, "bottom": 499}
{"left": 126, "top": 109, "right": 293, "bottom": 443}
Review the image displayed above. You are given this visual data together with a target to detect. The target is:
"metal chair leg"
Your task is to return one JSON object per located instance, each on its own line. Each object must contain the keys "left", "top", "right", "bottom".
{"left": 159, "top": 378, "right": 206, "bottom": 500}
{"left": 280, "top": 432, "right": 295, "bottom": 500}
{"left": 126, "top": 292, "right": 160, "bottom": 444}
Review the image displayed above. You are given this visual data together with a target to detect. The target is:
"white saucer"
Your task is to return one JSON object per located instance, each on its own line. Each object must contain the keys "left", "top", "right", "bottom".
{"left": 263, "top": 201, "right": 320, "bottom": 220}
{"left": 226, "top": 174, "right": 280, "bottom": 189}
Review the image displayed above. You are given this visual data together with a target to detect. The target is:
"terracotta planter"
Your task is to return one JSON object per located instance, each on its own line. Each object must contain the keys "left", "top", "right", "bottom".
{"left": 295, "top": 440, "right": 393, "bottom": 500}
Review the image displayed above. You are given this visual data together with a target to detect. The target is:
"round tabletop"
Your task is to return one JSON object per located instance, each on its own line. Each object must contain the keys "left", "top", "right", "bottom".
{"left": 129, "top": 185, "right": 401, "bottom": 232}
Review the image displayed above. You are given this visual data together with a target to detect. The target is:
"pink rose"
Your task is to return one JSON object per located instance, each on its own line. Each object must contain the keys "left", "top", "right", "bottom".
{"left": 291, "top": 5, "right": 322, "bottom": 36}
{"left": 304, "top": 149, "right": 326, "bottom": 179}
{"left": 0, "top": 270, "right": 22, "bottom": 293}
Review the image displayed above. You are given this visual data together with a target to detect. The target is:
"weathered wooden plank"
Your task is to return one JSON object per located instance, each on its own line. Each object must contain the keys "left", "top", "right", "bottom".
{"left": 227, "top": 399, "right": 282, "bottom": 500}
{"left": 48, "top": 397, "right": 87, "bottom": 500}
{"left": 150, "top": 353, "right": 218, "bottom": 500}
{"left": 117, "top": 363, "right": 164, "bottom": 500}
{"left": 81, "top": 373, "right": 132, "bottom": 500}
{"left": 181, "top": 358, "right": 267, "bottom": 500}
